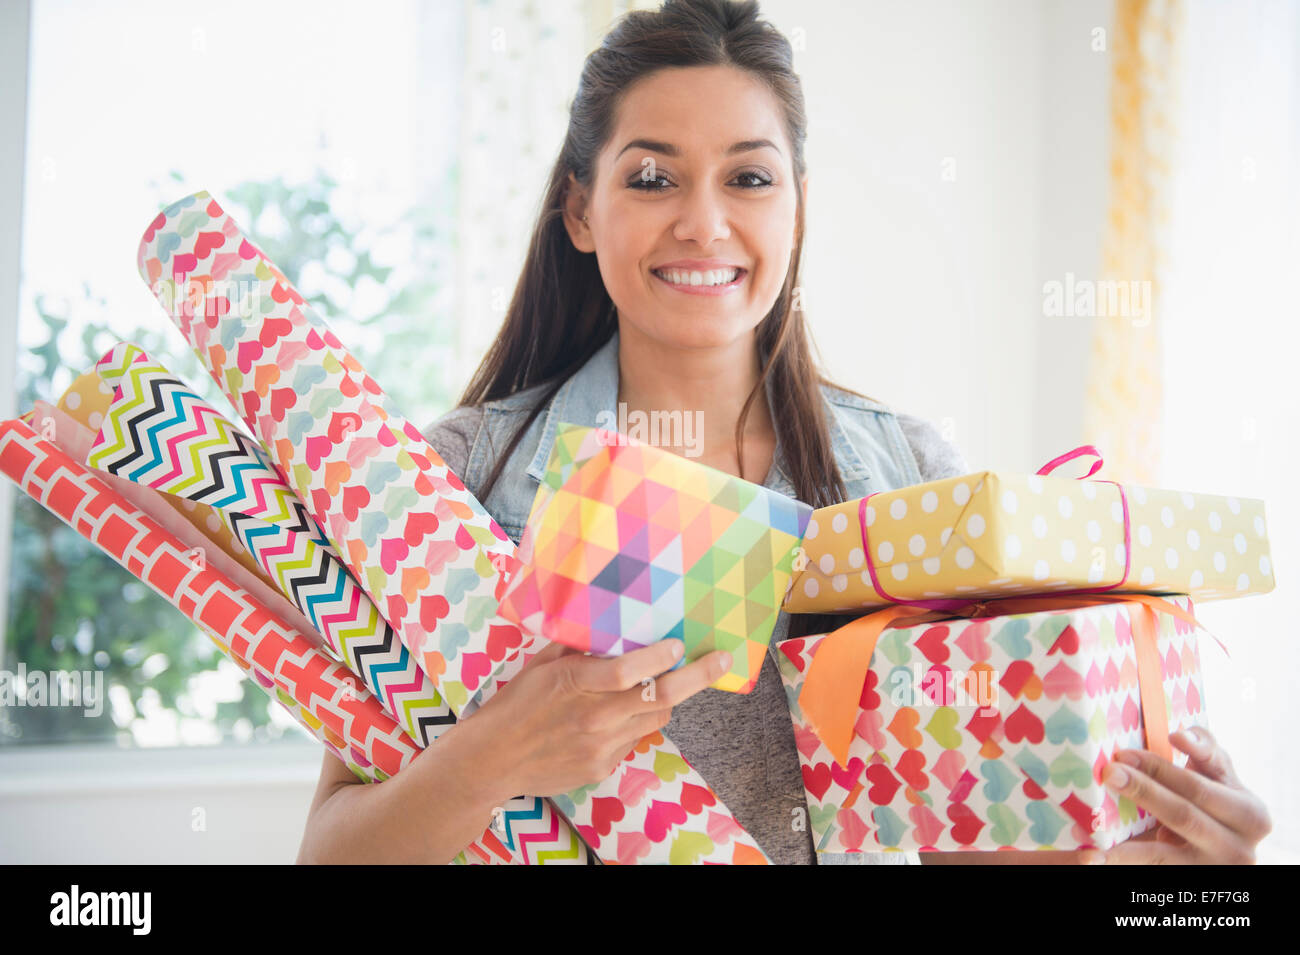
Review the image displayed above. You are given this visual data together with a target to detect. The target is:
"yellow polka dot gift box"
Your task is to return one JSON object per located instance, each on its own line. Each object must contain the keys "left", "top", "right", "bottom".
{"left": 782, "top": 447, "right": 1273, "bottom": 614}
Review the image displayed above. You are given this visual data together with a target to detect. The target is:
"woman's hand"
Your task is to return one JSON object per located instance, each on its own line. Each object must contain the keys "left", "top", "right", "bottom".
{"left": 921, "top": 726, "right": 1270, "bottom": 865}
{"left": 463, "top": 637, "right": 730, "bottom": 801}
{"left": 1080, "top": 726, "right": 1272, "bottom": 864}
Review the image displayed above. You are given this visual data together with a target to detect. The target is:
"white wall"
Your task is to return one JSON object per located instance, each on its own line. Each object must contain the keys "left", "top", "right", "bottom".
{"left": 763, "top": 0, "right": 1110, "bottom": 473}
{"left": 0, "top": 744, "right": 320, "bottom": 863}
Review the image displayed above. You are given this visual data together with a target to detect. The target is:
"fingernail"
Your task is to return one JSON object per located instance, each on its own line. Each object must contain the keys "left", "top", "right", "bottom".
{"left": 1105, "top": 765, "right": 1129, "bottom": 789}
{"left": 716, "top": 652, "right": 732, "bottom": 675}
{"left": 668, "top": 640, "right": 684, "bottom": 659}
{"left": 1115, "top": 750, "right": 1140, "bottom": 767}
{"left": 1081, "top": 849, "right": 1105, "bottom": 865}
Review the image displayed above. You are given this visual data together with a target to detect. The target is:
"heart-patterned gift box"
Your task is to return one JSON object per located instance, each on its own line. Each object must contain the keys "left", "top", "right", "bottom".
{"left": 775, "top": 594, "right": 1210, "bottom": 853}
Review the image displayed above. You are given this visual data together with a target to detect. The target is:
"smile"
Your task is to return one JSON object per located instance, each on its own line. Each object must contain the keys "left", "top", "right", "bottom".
{"left": 651, "top": 267, "right": 747, "bottom": 295}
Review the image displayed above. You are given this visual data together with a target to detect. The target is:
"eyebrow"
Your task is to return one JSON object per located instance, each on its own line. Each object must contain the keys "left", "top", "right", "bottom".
{"left": 615, "top": 137, "right": 782, "bottom": 160}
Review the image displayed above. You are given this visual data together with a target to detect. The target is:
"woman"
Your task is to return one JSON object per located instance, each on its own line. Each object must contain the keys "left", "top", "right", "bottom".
{"left": 297, "top": 0, "right": 1270, "bottom": 865}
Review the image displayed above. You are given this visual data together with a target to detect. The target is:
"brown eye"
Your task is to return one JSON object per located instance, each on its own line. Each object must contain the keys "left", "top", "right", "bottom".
{"left": 628, "top": 172, "right": 671, "bottom": 191}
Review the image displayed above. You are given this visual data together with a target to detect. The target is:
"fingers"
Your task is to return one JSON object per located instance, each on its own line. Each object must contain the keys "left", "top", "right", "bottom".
{"left": 1091, "top": 837, "right": 1198, "bottom": 865}
{"left": 621, "top": 649, "right": 732, "bottom": 711}
{"left": 566, "top": 639, "right": 687, "bottom": 693}
{"left": 1179, "top": 729, "right": 1272, "bottom": 842}
{"left": 1171, "top": 727, "right": 1242, "bottom": 788}
{"left": 1101, "top": 757, "right": 1252, "bottom": 863}
{"left": 562, "top": 644, "right": 730, "bottom": 732}
{"left": 1111, "top": 745, "right": 1262, "bottom": 841}
{"left": 521, "top": 637, "right": 581, "bottom": 668}
{"left": 625, "top": 706, "right": 676, "bottom": 743}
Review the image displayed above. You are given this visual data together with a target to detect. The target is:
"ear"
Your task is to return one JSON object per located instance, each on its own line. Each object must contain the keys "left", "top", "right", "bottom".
{"left": 562, "top": 172, "right": 595, "bottom": 253}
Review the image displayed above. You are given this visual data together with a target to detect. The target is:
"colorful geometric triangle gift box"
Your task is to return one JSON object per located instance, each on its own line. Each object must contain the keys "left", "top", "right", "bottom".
{"left": 775, "top": 594, "right": 1212, "bottom": 853}
{"left": 497, "top": 422, "right": 813, "bottom": 694}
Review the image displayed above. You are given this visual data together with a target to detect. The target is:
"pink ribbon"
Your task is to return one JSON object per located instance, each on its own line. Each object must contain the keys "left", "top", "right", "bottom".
{"left": 1036, "top": 444, "right": 1106, "bottom": 479}
{"left": 856, "top": 446, "right": 1133, "bottom": 611}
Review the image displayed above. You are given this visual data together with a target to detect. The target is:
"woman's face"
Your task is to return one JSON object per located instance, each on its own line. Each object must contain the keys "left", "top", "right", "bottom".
{"left": 565, "top": 64, "right": 806, "bottom": 352}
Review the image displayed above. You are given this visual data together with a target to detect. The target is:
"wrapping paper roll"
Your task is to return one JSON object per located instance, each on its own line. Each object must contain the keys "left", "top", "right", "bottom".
{"left": 0, "top": 414, "right": 524, "bottom": 863}
{"left": 56, "top": 365, "right": 288, "bottom": 595}
{"left": 133, "top": 191, "right": 769, "bottom": 864}
{"left": 31, "top": 398, "right": 323, "bottom": 647}
{"left": 138, "top": 191, "right": 522, "bottom": 715}
{"left": 55, "top": 348, "right": 592, "bottom": 864}
{"left": 86, "top": 342, "right": 454, "bottom": 750}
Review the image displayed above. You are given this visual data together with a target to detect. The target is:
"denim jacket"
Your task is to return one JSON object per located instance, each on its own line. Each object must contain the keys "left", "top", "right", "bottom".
{"left": 423, "top": 329, "right": 965, "bottom": 865}
{"left": 455, "top": 330, "right": 925, "bottom": 537}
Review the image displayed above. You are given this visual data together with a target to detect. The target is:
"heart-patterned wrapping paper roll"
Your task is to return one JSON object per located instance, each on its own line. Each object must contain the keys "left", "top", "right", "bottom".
{"left": 58, "top": 347, "right": 594, "bottom": 864}
{"left": 0, "top": 413, "right": 543, "bottom": 864}
{"left": 135, "top": 191, "right": 773, "bottom": 864}
{"left": 137, "top": 191, "right": 523, "bottom": 717}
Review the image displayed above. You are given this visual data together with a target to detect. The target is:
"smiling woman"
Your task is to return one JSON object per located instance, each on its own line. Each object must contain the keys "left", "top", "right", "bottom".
{"left": 295, "top": 0, "right": 1270, "bottom": 867}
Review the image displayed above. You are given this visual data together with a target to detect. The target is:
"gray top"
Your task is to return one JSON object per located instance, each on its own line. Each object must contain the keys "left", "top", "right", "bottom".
{"left": 422, "top": 404, "right": 968, "bottom": 865}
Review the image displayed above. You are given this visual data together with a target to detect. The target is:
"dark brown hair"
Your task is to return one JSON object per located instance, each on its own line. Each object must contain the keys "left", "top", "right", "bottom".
{"left": 459, "top": 0, "right": 859, "bottom": 512}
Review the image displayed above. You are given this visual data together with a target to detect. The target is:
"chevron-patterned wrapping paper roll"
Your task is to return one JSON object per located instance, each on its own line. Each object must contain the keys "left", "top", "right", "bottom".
{"left": 0, "top": 414, "right": 529, "bottom": 864}
{"left": 85, "top": 341, "right": 456, "bottom": 750}
{"left": 56, "top": 364, "right": 286, "bottom": 595}
{"left": 60, "top": 350, "right": 593, "bottom": 864}
{"left": 135, "top": 191, "right": 771, "bottom": 864}
{"left": 137, "top": 191, "right": 524, "bottom": 717}
{"left": 30, "top": 397, "right": 324, "bottom": 648}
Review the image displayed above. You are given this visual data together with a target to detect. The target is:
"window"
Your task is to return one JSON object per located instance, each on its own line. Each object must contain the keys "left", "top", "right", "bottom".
{"left": 3, "top": 0, "right": 468, "bottom": 748}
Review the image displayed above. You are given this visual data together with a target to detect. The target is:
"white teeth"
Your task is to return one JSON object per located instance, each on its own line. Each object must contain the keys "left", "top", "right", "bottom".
{"left": 654, "top": 267, "right": 741, "bottom": 287}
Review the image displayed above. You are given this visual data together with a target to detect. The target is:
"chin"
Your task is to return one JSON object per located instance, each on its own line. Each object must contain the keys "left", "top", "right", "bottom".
{"left": 636, "top": 314, "right": 763, "bottom": 351}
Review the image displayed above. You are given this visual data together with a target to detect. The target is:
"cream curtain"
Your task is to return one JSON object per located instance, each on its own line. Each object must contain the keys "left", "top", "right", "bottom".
{"left": 1082, "top": 0, "right": 1187, "bottom": 484}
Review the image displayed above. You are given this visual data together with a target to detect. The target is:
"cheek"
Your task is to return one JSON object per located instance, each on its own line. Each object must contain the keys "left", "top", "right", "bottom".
{"left": 753, "top": 225, "right": 795, "bottom": 289}
{"left": 596, "top": 223, "right": 648, "bottom": 284}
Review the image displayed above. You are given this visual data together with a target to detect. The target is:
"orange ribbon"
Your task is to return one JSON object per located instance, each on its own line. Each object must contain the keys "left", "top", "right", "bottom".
{"left": 798, "top": 592, "right": 1207, "bottom": 766}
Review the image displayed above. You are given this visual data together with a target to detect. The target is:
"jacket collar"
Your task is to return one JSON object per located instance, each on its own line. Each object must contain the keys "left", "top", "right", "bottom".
{"left": 525, "top": 328, "right": 871, "bottom": 497}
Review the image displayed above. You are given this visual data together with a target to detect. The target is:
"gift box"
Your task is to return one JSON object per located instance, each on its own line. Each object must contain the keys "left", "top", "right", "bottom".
{"left": 775, "top": 594, "right": 1210, "bottom": 852}
{"left": 783, "top": 447, "right": 1273, "bottom": 614}
{"left": 496, "top": 422, "right": 812, "bottom": 694}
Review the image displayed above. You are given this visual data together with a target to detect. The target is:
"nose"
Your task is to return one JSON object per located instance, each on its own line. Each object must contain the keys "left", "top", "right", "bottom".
{"left": 671, "top": 184, "right": 732, "bottom": 247}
